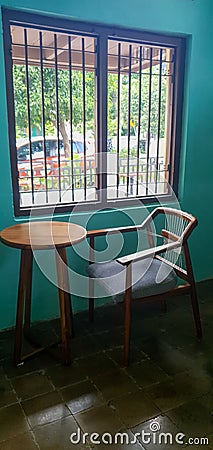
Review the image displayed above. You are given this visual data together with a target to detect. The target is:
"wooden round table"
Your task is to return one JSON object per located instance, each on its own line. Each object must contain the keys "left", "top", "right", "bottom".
{"left": 0, "top": 221, "right": 86, "bottom": 366}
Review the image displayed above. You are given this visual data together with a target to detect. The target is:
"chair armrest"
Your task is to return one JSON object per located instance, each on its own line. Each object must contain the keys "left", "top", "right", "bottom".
{"left": 117, "top": 241, "right": 182, "bottom": 265}
{"left": 86, "top": 223, "right": 146, "bottom": 238}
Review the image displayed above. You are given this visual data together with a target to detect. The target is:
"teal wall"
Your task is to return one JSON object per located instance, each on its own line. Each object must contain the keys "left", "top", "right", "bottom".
{"left": 0, "top": 0, "right": 212, "bottom": 330}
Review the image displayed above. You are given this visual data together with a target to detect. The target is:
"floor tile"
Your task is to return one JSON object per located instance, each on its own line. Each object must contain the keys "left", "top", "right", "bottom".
{"left": 111, "top": 391, "right": 160, "bottom": 427}
{"left": 0, "top": 403, "right": 29, "bottom": 442}
{"left": 0, "top": 331, "right": 14, "bottom": 361}
{"left": 197, "top": 279, "right": 213, "bottom": 301}
{"left": 29, "top": 321, "right": 58, "bottom": 347}
{"left": 21, "top": 390, "right": 70, "bottom": 428}
{"left": 0, "top": 367, "right": 6, "bottom": 377}
{"left": 166, "top": 399, "right": 213, "bottom": 438}
{"left": 46, "top": 361, "right": 88, "bottom": 388}
{"left": 132, "top": 415, "right": 180, "bottom": 450}
{"left": 144, "top": 369, "right": 211, "bottom": 412}
{"left": 0, "top": 375, "right": 17, "bottom": 408}
{"left": 172, "top": 338, "right": 212, "bottom": 370}
{"left": 126, "top": 359, "right": 170, "bottom": 388}
{"left": 3, "top": 354, "right": 58, "bottom": 379}
{"left": 202, "top": 435, "right": 213, "bottom": 449}
{"left": 91, "top": 368, "right": 139, "bottom": 400}
{"left": 0, "top": 431, "right": 38, "bottom": 450}
{"left": 76, "top": 352, "right": 117, "bottom": 378}
{"left": 198, "top": 392, "right": 213, "bottom": 412}
{"left": 91, "top": 304, "right": 124, "bottom": 332}
{"left": 94, "top": 327, "right": 124, "bottom": 350}
{"left": 11, "top": 371, "right": 54, "bottom": 401}
{"left": 140, "top": 338, "right": 193, "bottom": 375}
{"left": 68, "top": 334, "right": 102, "bottom": 359}
{"left": 106, "top": 345, "right": 147, "bottom": 366}
{"left": 34, "top": 415, "right": 83, "bottom": 449}
{"left": 60, "top": 379, "right": 104, "bottom": 414}
{"left": 200, "top": 322, "right": 213, "bottom": 348}
{"left": 75, "top": 404, "right": 123, "bottom": 435}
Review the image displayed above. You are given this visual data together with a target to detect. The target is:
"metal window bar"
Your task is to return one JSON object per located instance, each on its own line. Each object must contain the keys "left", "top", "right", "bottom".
{"left": 96, "top": 34, "right": 108, "bottom": 202}
{"left": 39, "top": 31, "right": 48, "bottom": 203}
{"left": 116, "top": 42, "right": 121, "bottom": 196}
{"left": 168, "top": 49, "right": 176, "bottom": 189}
{"left": 154, "top": 48, "right": 163, "bottom": 193}
{"left": 68, "top": 35, "right": 75, "bottom": 202}
{"left": 24, "top": 28, "right": 34, "bottom": 203}
{"left": 126, "top": 44, "right": 132, "bottom": 197}
{"left": 82, "top": 37, "right": 87, "bottom": 201}
{"left": 136, "top": 45, "right": 142, "bottom": 196}
{"left": 146, "top": 47, "right": 152, "bottom": 196}
{"left": 93, "top": 40, "right": 99, "bottom": 201}
{"left": 54, "top": 33, "right": 62, "bottom": 202}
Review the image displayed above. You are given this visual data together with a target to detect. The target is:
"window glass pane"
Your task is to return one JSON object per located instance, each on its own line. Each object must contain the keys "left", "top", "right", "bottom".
{"left": 107, "top": 39, "right": 175, "bottom": 199}
{"left": 11, "top": 25, "right": 97, "bottom": 208}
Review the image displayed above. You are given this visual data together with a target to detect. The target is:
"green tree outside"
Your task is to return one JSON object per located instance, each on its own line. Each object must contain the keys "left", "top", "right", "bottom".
{"left": 13, "top": 64, "right": 167, "bottom": 155}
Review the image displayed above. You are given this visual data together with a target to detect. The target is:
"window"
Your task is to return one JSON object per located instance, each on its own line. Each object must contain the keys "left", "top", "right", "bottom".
{"left": 3, "top": 9, "right": 185, "bottom": 216}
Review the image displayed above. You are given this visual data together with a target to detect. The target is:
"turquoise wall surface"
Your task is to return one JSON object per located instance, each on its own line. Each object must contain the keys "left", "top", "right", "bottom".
{"left": 0, "top": 0, "right": 212, "bottom": 330}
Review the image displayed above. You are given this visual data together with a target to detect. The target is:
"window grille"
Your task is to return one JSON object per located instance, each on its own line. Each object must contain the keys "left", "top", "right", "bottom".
{"left": 3, "top": 9, "right": 185, "bottom": 215}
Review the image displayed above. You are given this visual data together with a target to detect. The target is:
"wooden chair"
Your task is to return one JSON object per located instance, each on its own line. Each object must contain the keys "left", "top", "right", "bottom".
{"left": 87, "top": 207, "right": 202, "bottom": 366}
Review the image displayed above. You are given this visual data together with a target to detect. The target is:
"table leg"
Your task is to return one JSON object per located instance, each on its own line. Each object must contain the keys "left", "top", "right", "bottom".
{"left": 58, "top": 247, "right": 73, "bottom": 337}
{"left": 89, "top": 235, "right": 94, "bottom": 323}
{"left": 24, "top": 250, "right": 33, "bottom": 337}
{"left": 55, "top": 247, "right": 72, "bottom": 365}
{"left": 14, "top": 249, "right": 31, "bottom": 366}
{"left": 123, "top": 263, "right": 132, "bottom": 367}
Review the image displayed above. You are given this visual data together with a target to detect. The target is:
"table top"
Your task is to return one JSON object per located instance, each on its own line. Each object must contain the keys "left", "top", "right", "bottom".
{"left": 0, "top": 221, "right": 86, "bottom": 250}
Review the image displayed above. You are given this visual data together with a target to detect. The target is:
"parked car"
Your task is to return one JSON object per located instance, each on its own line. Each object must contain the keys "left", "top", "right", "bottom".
{"left": 17, "top": 136, "right": 94, "bottom": 162}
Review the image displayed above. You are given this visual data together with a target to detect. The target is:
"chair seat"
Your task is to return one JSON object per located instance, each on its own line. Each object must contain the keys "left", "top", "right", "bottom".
{"left": 87, "top": 258, "right": 177, "bottom": 302}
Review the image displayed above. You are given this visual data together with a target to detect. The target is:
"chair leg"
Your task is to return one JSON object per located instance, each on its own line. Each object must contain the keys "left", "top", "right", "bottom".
{"left": 65, "top": 293, "right": 74, "bottom": 338}
{"left": 184, "top": 242, "right": 202, "bottom": 340}
{"left": 160, "top": 299, "right": 167, "bottom": 313}
{"left": 190, "top": 285, "right": 202, "bottom": 339}
{"left": 123, "top": 290, "right": 131, "bottom": 366}
{"left": 89, "top": 278, "right": 94, "bottom": 322}
{"left": 89, "top": 236, "right": 95, "bottom": 323}
{"left": 89, "top": 299, "right": 94, "bottom": 322}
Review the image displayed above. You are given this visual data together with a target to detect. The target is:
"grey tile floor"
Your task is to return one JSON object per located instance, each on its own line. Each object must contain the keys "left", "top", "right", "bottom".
{"left": 0, "top": 279, "right": 212, "bottom": 449}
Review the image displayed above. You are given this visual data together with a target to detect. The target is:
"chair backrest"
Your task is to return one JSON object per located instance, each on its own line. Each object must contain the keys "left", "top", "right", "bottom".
{"left": 141, "top": 207, "right": 198, "bottom": 279}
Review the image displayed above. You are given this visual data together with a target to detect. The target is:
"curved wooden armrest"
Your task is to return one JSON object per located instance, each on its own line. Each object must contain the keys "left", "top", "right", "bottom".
{"left": 86, "top": 223, "right": 146, "bottom": 238}
{"left": 117, "top": 241, "right": 182, "bottom": 265}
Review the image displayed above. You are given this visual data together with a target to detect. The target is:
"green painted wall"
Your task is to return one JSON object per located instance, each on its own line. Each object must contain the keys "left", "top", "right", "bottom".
{"left": 0, "top": 0, "right": 212, "bottom": 330}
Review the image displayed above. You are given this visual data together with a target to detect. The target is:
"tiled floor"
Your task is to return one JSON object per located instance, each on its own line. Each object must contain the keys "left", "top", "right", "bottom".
{"left": 0, "top": 280, "right": 213, "bottom": 449}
